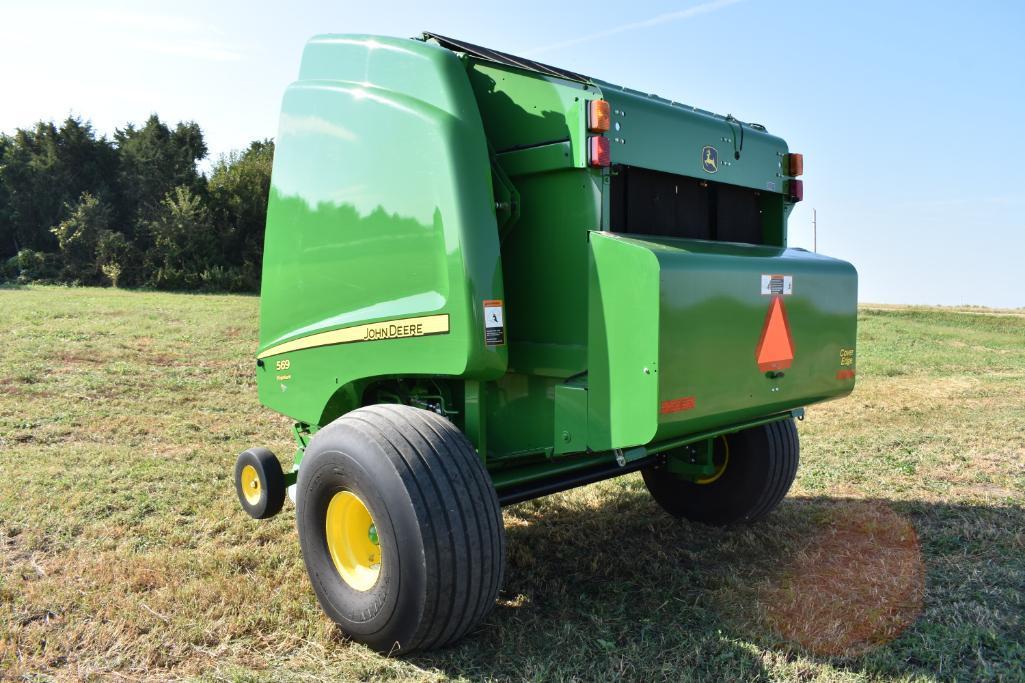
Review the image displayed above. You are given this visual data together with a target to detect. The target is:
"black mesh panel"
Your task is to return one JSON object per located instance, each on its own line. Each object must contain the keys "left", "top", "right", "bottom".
{"left": 610, "top": 165, "right": 763, "bottom": 244}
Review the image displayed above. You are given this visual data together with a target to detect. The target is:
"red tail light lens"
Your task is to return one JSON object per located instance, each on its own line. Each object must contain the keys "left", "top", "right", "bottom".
{"left": 788, "top": 179, "right": 804, "bottom": 202}
{"left": 588, "top": 136, "right": 610, "bottom": 167}
{"left": 587, "top": 99, "right": 611, "bottom": 133}
{"left": 787, "top": 152, "right": 804, "bottom": 176}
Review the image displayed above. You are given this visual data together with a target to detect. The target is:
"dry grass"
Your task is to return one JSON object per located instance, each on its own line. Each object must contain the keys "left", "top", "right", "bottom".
{"left": 755, "top": 501, "right": 924, "bottom": 657}
{"left": 1, "top": 286, "right": 1024, "bottom": 681}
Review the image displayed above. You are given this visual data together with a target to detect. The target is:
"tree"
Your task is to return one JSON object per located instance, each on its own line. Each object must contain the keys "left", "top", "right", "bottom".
{"left": 0, "top": 117, "right": 118, "bottom": 258}
{"left": 114, "top": 115, "right": 208, "bottom": 242}
{"left": 145, "top": 185, "right": 221, "bottom": 290}
{"left": 95, "top": 230, "right": 139, "bottom": 288}
{"left": 50, "top": 192, "right": 111, "bottom": 284}
{"left": 208, "top": 139, "right": 274, "bottom": 289}
{"left": 0, "top": 112, "right": 273, "bottom": 292}
{"left": 0, "top": 134, "right": 11, "bottom": 257}
{"left": 7, "top": 249, "right": 62, "bottom": 283}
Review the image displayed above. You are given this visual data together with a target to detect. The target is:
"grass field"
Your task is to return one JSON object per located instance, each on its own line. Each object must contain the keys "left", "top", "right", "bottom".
{"left": 1, "top": 286, "right": 1023, "bottom": 682}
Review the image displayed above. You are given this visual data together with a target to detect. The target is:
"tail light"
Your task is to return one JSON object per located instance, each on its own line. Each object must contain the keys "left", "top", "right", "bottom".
{"left": 587, "top": 99, "right": 611, "bottom": 133}
{"left": 588, "top": 136, "right": 610, "bottom": 167}
{"left": 786, "top": 152, "right": 803, "bottom": 176}
{"left": 788, "top": 179, "right": 803, "bottom": 202}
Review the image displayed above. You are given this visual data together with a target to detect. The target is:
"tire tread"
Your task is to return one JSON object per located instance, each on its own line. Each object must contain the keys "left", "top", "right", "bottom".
{"left": 335, "top": 405, "right": 503, "bottom": 652}
{"left": 642, "top": 418, "right": 800, "bottom": 525}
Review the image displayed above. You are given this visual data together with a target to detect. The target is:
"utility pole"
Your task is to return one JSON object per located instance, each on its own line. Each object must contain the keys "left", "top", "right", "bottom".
{"left": 813, "top": 208, "right": 817, "bottom": 253}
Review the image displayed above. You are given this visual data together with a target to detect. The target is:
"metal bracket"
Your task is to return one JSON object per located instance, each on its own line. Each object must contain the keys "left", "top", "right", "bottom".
{"left": 666, "top": 439, "right": 716, "bottom": 479}
{"left": 614, "top": 446, "right": 647, "bottom": 467}
{"left": 487, "top": 140, "right": 521, "bottom": 242}
{"left": 291, "top": 422, "right": 314, "bottom": 487}
{"left": 292, "top": 422, "right": 312, "bottom": 448}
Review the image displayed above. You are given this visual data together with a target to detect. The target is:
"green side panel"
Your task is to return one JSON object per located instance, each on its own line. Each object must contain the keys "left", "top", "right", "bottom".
{"left": 587, "top": 232, "right": 661, "bottom": 450}
{"left": 553, "top": 382, "right": 588, "bottom": 455}
{"left": 485, "top": 373, "right": 559, "bottom": 459}
{"left": 497, "top": 141, "right": 574, "bottom": 176}
{"left": 498, "top": 169, "right": 601, "bottom": 378}
{"left": 257, "top": 35, "right": 506, "bottom": 425}
{"left": 600, "top": 235, "right": 858, "bottom": 442}
{"left": 463, "top": 60, "right": 607, "bottom": 459}
{"left": 598, "top": 82, "right": 790, "bottom": 193}
{"left": 466, "top": 60, "right": 596, "bottom": 163}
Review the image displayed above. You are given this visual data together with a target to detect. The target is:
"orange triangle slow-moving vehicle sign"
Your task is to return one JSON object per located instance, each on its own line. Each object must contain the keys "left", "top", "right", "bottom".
{"left": 756, "top": 295, "right": 794, "bottom": 371}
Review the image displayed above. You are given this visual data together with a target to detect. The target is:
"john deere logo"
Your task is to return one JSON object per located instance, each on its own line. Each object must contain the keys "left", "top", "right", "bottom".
{"left": 702, "top": 146, "right": 718, "bottom": 173}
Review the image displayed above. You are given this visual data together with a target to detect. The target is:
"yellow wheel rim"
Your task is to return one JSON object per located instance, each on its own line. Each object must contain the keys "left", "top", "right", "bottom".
{"left": 695, "top": 437, "right": 730, "bottom": 485}
{"left": 240, "top": 464, "right": 262, "bottom": 505}
{"left": 325, "top": 491, "right": 381, "bottom": 591}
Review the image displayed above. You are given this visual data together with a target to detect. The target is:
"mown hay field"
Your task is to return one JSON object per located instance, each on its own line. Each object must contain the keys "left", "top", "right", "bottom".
{"left": 1, "top": 286, "right": 1023, "bottom": 681}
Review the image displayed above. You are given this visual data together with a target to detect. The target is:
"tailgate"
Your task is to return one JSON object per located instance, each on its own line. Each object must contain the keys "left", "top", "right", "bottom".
{"left": 587, "top": 232, "right": 858, "bottom": 451}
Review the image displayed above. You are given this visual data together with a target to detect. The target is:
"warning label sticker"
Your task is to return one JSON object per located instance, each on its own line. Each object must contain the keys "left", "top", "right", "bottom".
{"left": 483, "top": 299, "right": 505, "bottom": 346}
{"left": 660, "top": 396, "right": 696, "bottom": 414}
{"left": 761, "top": 274, "right": 794, "bottom": 296}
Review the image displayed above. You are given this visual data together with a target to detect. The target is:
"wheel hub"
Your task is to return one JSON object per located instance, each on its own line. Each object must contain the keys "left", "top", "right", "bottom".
{"left": 695, "top": 436, "right": 730, "bottom": 485}
{"left": 325, "top": 490, "right": 382, "bottom": 591}
{"left": 239, "top": 464, "right": 262, "bottom": 505}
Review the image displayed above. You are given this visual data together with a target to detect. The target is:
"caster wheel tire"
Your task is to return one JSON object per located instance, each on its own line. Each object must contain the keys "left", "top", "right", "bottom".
{"left": 643, "top": 418, "right": 800, "bottom": 525}
{"left": 296, "top": 404, "right": 505, "bottom": 655}
{"left": 234, "top": 447, "right": 286, "bottom": 520}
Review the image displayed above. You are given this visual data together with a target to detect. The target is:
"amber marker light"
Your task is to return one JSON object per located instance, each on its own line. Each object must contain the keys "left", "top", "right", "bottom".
{"left": 587, "top": 99, "right": 611, "bottom": 133}
{"left": 787, "top": 152, "right": 804, "bottom": 177}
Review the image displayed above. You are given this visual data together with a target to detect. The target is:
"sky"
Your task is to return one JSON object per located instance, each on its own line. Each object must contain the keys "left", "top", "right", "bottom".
{"left": 1, "top": 0, "right": 1023, "bottom": 307}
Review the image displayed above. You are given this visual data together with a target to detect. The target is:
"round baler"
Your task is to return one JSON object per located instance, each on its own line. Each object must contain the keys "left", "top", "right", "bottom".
{"left": 232, "top": 32, "right": 857, "bottom": 654}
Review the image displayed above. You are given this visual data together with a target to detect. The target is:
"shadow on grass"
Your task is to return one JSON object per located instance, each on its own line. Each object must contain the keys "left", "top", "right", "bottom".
{"left": 408, "top": 483, "right": 1025, "bottom": 681}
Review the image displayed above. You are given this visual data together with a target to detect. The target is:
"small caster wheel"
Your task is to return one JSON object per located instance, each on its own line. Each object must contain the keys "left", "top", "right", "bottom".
{"left": 234, "top": 447, "right": 286, "bottom": 519}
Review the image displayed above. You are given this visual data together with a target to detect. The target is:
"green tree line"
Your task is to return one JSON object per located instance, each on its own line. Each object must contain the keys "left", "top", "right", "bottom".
{"left": 0, "top": 115, "right": 272, "bottom": 292}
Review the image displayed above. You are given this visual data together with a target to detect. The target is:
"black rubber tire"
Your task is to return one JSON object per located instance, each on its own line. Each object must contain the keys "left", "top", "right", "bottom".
{"left": 642, "top": 418, "right": 799, "bottom": 525}
{"left": 234, "top": 447, "right": 286, "bottom": 520}
{"left": 295, "top": 404, "right": 505, "bottom": 655}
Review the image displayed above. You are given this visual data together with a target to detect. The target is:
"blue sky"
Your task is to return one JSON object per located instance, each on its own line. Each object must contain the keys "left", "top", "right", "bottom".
{"left": 2, "top": 0, "right": 1023, "bottom": 306}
